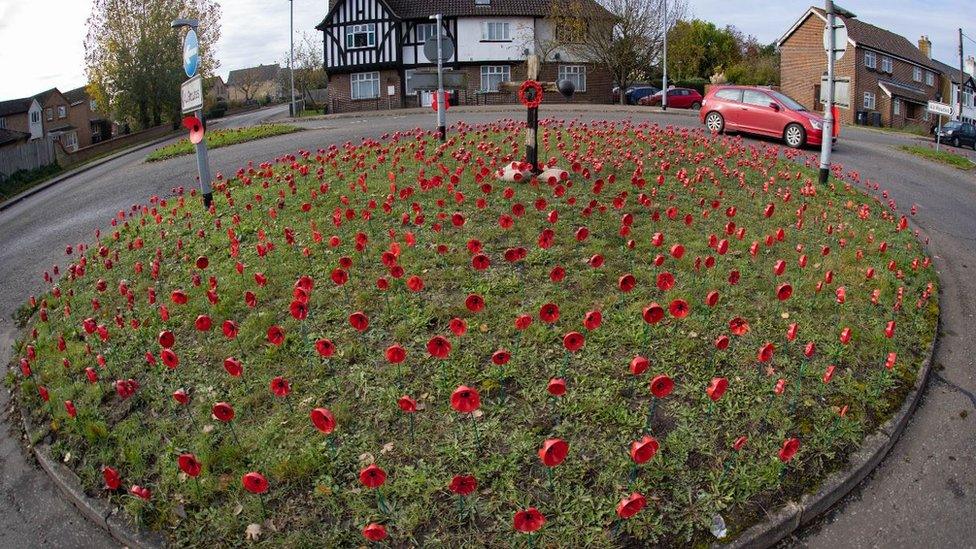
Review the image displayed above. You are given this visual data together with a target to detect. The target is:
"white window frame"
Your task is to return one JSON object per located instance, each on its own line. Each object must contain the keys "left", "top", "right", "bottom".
{"left": 481, "top": 21, "right": 511, "bottom": 41}
{"left": 558, "top": 65, "right": 586, "bottom": 93}
{"left": 0, "top": 117, "right": 5, "bottom": 129}
{"left": 45, "top": 108, "right": 53, "bottom": 121}
{"left": 416, "top": 23, "right": 438, "bottom": 43}
{"left": 345, "top": 23, "right": 376, "bottom": 49}
{"left": 893, "top": 98, "right": 900, "bottom": 115}
{"left": 913, "top": 67, "right": 922, "bottom": 82}
{"left": 89, "top": 99, "right": 97, "bottom": 111}
{"left": 863, "top": 91, "right": 876, "bottom": 110}
{"left": 864, "top": 51, "right": 876, "bottom": 69}
{"left": 30, "top": 110, "right": 40, "bottom": 124}
{"left": 58, "top": 105, "right": 66, "bottom": 118}
{"left": 925, "top": 71, "right": 934, "bottom": 86}
{"left": 350, "top": 71, "right": 380, "bottom": 100}
{"left": 480, "top": 65, "right": 511, "bottom": 92}
{"left": 881, "top": 56, "right": 892, "bottom": 73}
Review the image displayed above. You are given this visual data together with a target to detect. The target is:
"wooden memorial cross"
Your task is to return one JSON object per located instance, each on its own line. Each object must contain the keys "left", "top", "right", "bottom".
{"left": 501, "top": 55, "right": 574, "bottom": 174}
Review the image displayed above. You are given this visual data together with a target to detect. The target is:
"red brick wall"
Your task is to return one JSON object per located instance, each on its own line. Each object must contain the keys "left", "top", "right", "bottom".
{"left": 327, "top": 69, "right": 404, "bottom": 114}
{"left": 780, "top": 13, "right": 857, "bottom": 127}
{"left": 853, "top": 50, "right": 938, "bottom": 128}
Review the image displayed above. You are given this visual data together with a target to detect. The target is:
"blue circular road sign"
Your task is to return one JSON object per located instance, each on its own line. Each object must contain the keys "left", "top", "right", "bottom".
{"left": 183, "top": 29, "right": 200, "bottom": 78}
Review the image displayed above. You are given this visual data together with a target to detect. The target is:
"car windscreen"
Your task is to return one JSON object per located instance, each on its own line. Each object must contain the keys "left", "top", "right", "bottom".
{"left": 768, "top": 91, "right": 806, "bottom": 111}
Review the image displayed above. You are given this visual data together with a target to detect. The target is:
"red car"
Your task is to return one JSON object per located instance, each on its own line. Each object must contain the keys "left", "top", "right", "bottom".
{"left": 639, "top": 87, "right": 703, "bottom": 109}
{"left": 700, "top": 86, "right": 834, "bottom": 148}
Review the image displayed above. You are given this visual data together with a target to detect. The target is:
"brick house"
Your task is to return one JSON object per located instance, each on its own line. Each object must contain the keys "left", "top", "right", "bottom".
{"left": 931, "top": 56, "right": 976, "bottom": 125}
{"left": 227, "top": 64, "right": 284, "bottom": 104}
{"left": 779, "top": 7, "right": 943, "bottom": 129}
{"left": 33, "top": 88, "right": 81, "bottom": 151}
{"left": 205, "top": 76, "right": 230, "bottom": 103}
{"left": 63, "top": 86, "right": 115, "bottom": 148}
{"left": 0, "top": 97, "right": 43, "bottom": 140}
{"left": 315, "top": 0, "right": 614, "bottom": 113}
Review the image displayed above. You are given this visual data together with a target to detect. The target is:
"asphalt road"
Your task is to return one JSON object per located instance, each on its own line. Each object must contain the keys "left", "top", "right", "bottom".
{"left": 0, "top": 106, "right": 973, "bottom": 548}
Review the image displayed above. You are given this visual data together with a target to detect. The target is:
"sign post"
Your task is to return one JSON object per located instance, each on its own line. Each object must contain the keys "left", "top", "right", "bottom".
{"left": 425, "top": 14, "right": 453, "bottom": 141}
{"left": 928, "top": 101, "right": 955, "bottom": 151}
{"left": 819, "top": 1, "right": 854, "bottom": 185}
{"left": 173, "top": 19, "right": 213, "bottom": 209}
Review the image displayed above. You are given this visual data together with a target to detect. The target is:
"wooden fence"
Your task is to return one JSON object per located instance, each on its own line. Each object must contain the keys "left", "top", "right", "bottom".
{"left": 0, "top": 137, "right": 55, "bottom": 179}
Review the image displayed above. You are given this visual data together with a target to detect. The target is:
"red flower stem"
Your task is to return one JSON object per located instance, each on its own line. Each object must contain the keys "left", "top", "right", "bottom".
{"left": 497, "top": 366, "right": 506, "bottom": 404}
{"left": 456, "top": 494, "right": 464, "bottom": 516}
{"left": 408, "top": 413, "right": 415, "bottom": 443}
{"left": 560, "top": 351, "right": 569, "bottom": 379}
{"left": 471, "top": 415, "right": 481, "bottom": 453}
{"left": 546, "top": 466, "right": 555, "bottom": 493}
{"left": 285, "top": 395, "right": 295, "bottom": 415}
{"left": 643, "top": 323, "right": 651, "bottom": 360}
{"left": 628, "top": 463, "right": 638, "bottom": 487}
{"left": 229, "top": 422, "right": 242, "bottom": 446}
{"left": 184, "top": 405, "right": 198, "bottom": 432}
{"left": 778, "top": 460, "right": 787, "bottom": 484}
{"left": 194, "top": 476, "right": 202, "bottom": 499}
{"left": 707, "top": 400, "right": 715, "bottom": 420}
{"left": 644, "top": 399, "right": 658, "bottom": 434}
{"left": 235, "top": 337, "right": 245, "bottom": 359}
{"left": 258, "top": 495, "right": 267, "bottom": 519}
{"left": 528, "top": 532, "right": 537, "bottom": 549}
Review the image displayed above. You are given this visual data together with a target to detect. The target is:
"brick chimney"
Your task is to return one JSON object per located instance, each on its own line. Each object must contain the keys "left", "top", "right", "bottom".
{"left": 918, "top": 35, "right": 932, "bottom": 59}
{"left": 966, "top": 56, "right": 975, "bottom": 77}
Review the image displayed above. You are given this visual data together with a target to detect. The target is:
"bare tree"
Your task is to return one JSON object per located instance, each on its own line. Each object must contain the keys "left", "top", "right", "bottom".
{"left": 281, "top": 32, "right": 327, "bottom": 109}
{"left": 550, "top": 0, "right": 686, "bottom": 103}
{"left": 234, "top": 69, "right": 262, "bottom": 103}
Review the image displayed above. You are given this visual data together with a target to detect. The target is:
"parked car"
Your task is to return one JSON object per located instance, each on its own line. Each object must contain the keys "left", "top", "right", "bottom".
{"left": 612, "top": 85, "right": 660, "bottom": 105}
{"left": 699, "top": 86, "right": 833, "bottom": 148}
{"left": 639, "top": 88, "right": 703, "bottom": 109}
{"left": 934, "top": 121, "right": 976, "bottom": 149}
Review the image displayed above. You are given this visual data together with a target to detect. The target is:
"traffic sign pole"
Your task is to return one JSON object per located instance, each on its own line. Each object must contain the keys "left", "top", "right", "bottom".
{"left": 431, "top": 13, "right": 447, "bottom": 141}
{"left": 173, "top": 19, "right": 213, "bottom": 209}
{"left": 819, "top": 1, "right": 837, "bottom": 185}
{"left": 936, "top": 114, "right": 942, "bottom": 152}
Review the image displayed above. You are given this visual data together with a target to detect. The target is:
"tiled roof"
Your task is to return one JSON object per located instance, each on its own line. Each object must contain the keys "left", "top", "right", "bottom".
{"left": 0, "top": 97, "right": 34, "bottom": 117}
{"left": 0, "top": 128, "right": 30, "bottom": 147}
{"left": 810, "top": 7, "right": 938, "bottom": 71}
{"left": 33, "top": 88, "right": 64, "bottom": 104}
{"left": 63, "top": 86, "right": 90, "bottom": 105}
{"left": 878, "top": 80, "right": 929, "bottom": 104}
{"left": 930, "top": 59, "right": 976, "bottom": 89}
{"left": 227, "top": 64, "right": 282, "bottom": 87}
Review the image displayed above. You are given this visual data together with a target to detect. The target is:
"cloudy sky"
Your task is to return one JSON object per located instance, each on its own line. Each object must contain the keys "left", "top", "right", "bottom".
{"left": 0, "top": 0, "right": 973, "bottom": 99}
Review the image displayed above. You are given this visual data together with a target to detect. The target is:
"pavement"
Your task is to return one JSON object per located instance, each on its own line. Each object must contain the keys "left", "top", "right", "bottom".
{"left": 1, "top": 105, "right": 973, "bottom": 548}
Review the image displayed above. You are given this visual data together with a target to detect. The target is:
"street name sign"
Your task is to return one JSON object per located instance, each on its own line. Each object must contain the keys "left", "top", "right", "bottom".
{"left": 927, "top": 101, "right": 954, "bottom": 117}
{"left": 181, "top": 75, "right": 203, "bottom": 113}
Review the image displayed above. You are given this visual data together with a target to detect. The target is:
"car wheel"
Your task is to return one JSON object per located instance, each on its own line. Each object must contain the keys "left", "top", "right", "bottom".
{"left": 705, "top": 112, "right": 724, "bottom": 134}
{"left": 691, "top": 102, "right": 701, "bottom": 110}
{"left": 951, "top": 137, "right": 960, "bottom": 148}
{"left": 784, "top": 123, "right": 806, "bottom": 148}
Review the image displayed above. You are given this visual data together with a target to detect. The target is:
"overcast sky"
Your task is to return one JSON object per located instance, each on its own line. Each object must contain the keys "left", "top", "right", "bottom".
{"left": 0, "top": 0, "right": 973, "bottom": 99}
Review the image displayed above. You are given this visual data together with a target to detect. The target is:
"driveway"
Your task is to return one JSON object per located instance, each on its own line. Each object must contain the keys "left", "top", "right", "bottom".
{"left": 0, "top": 107, "right": 972, "bottom": 548}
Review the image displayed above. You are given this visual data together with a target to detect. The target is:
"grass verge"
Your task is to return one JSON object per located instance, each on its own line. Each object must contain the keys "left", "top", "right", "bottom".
{"left": 145, "top": 124, "right": 302, "bottom": 162}
{"left": 0, "top": 163, "right": 64, "bottom": 202}
{"left": 899, "top": 145, "right": 975, "bottom": 170}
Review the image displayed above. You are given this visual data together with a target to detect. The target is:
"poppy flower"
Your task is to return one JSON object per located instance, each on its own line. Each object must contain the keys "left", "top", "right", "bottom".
{"left": 362, "top": 523, "right": 388, "bottom": 542}
{"left": 803, "top": 342, "right": 816, "bottom": 358}
{"left": 359, "top": 463, "right": 386, "bottom": 488}
{"left": 835, "top": 286, "right": 846, "bottom": 304}
{"left": 668, "top": 299, "right": 689, "bottom": 318}
{"left": 670, "top": 244, "right": 685, "bottom": 259}
{"left": 514, "top": 314, "right": 533, "bottom": 331}
{"left": 706, "top": 377, "right": 728, "bottom": 401}
{"left": 172, "top": 389, "right": 189, "bottom": 405}
{"left": 290, "top": 300, "right": 309, "bottom": 320}
{"left": 773, "top": 260, "right": 786, "bottom": 276}
{"left": 267, "top": 325, "right": 285, "bottom": 345}
{"left": 547, "top": 378, "right": 567, "bottom": 396}
{"left": 774, "top": 378, "right": 787, "bottom": 395}
{"left": 310, "top": 407, "right": 336, "bottom": 433}
{"left": 223, "top": 357, "right": 243, "bottom": 377}
{"left": 270, "top": 376, "right": 291, "bottom": 397}
{"left": 618, "top": 273, "right": 636, "bottom": 292}
{"left": 786, "top": 323, "right": 799, "bottom": 341}
{"left": 407, "top": 275, "right": 425, "bottom": 292}
{"left": 884, "top": 320, "right": 896, "bottom": 338}
{"left": 839, "top": 327, "right": 852, "bottom": 344}
{"left": 616, "top": 492, "right": 646, "bottom": 519}
{"left": 729, "top": 317, "right": 749, "bottom": 336}
{"left": 705, "top": 290, "right": 720, "bottom": 307}
{"left": 471, "top": 254, "right": 491, "bottom": 271}
{"left": 629, "top": 435, "right": 659, "bottom": 463}
{"left": 714, "top": 335, "right": 730, "bottom": 350}
{"left": 85, "top": 367, "right": 99, "bottom": 383}
{"left": 427, "top": 335, "right": 452, "bottom": 359}
{"left": 397, "top": 395, "right": 417, "bottom": 413}
{"left": 642, "top": 303, "right": 664, "bottom": 324}
{"left": 823, "top": 364, "right": 836, "bottom": 383}
{"left": 757, "top": 343, "right": 775, "bottom": 363}
{"left": 178, "top": 453, "right": 202, "bottom": 477}
{"left": 539, "top": 303, "right": 560, "bottom": 324}
{"left": 315, "top": 338, "right": 335, "bottom": 358}
{"left": 538, "top": 438, "right": 569, "bottom": 467}
{"left": 732, "top": 435, "right": 748, "bottom": 451}
{"left": 549, "top": 266, "right": 565, "bottom": 282}
{"left": 563, "top": 331, "right": 585, "bottom": 352}
{"left": 778, "top": 438, "right": 800, "bottom": 462}
{"left": 630, "top": 356, "right": 649, "bottom": 376}
{"left": 465, "top": 294, "right": 485, "bottom": 313}
{"left": 242, "top": 471, "right": 269, "bottom": 494}
{"left": 222, "top": 320, "right": 239, "bottom": 339}
{"left": 449, "top": 474, "right": 478, "bottom": 496}
{"left": 776, "top": 283, "right": 793, "bottom": 301}
{"left": 385, "top": 344, "right": 407, "bottom": 364}
{"left": 130, "top": 485, "right": 151, "bottom": 501}
{"left": 649, "top": 374, "right": 674, "bottom": 398}
{"left": 170, "top": 289, "right": 188, "bottom": 304}
{"left": 212, "top": 402, "right": 234, "bottom": 422}
{"left": 348, "top": 311, "right": 369, "bottom": 332}
{"left": 64, "top": 400, "right": 77, "bottom": 418}
{"left": 450, "top": 385, "right": 480, "bottom": 413}
{"left": 194, "top": 314, "right": 212, "bottom": 331}
{"left": 491, "top": 349, "right": 511, "bottom": 365}
{"left": 513, "top": 507, "right": 546, "bottom": 533}
{"left": 583, "top": 310, "right": 602, "bottom": 331}
{"left": 656, "top": 272, "right": 675, "bottom": 291}
{"left": 885, "top": 352, "right": 897, "bottom": 369}
{"left": 158, "top": 330, "right": 175, "bottom": 348}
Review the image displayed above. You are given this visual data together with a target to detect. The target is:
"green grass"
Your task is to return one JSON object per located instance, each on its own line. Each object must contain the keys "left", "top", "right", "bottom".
{"left": 899, "top": 145, "right": 975, "bottom": 170}
{"left": 0, "top": 163, "right": 63, "bottom": 202}
{"left": 14, "top": 121, "right": 938, "bottom": 546}
{"left": 145, "top": 124, "right": 302, "bottom": 162}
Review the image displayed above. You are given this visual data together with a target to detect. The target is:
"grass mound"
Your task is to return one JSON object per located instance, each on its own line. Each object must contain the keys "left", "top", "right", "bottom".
{"left": 13, "top": 120, "right": 937, "bottom": 546}
{"left": 145, "top": 123, "right": 301, "bottom": 162}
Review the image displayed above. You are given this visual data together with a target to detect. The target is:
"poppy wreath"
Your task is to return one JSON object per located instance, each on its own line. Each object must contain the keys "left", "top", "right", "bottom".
{"left": 518, "top": 80, "right": 544, "bottom": 109}
{"left": 12, "top": 119, "right": 938, "bottom": 546}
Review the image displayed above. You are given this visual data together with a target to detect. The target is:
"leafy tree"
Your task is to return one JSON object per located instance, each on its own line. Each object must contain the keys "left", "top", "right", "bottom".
{"left": 85, "top": 0, "right": 221, "bottom": 130}
{"left": 725, "top": 38, "right": 780, "bottom": 86}
{"left": 665, "top": 19, "right": 740, "bottom": 81}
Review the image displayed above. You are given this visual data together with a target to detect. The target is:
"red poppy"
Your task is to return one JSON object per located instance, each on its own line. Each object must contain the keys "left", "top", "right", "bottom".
{"left": 539, "top": 303, "right": 560, "bottom": 324}
{"left": 629, "top": 435, "right": 659, "bottom": 463}
{"left": 670, "top": 244, "right": 685, "bottom": 259}
{"left": 630, "top": 356, "right": 649, "bottom": 376}
{"left": 549, "top": 266, "right": 565, "bottom": 282}
{"left": 823, "top": 364, "right": 836, "bottom": 383}
{"left": 290, "top": 300, "right": 309, "bottom": 320}
{"left": 471, "top": 254, "right": 491, "bottom": 271}
{"left": 222, "top": 320, "right": 239, "bottom": 339}
{"left": 270, "top": 376, "right": 291, "bottom": 397}
{"left": 170, "top": 289, "right": 188, "bottom": 305}
{"left": 773, "top": 259, "right": 786, "bottom": 276}
{"left": 160, "top": 348, "right": 179, "bottom": 369}
{"left": 835, "top": 286, "right": 846, "bottom": 304}
{"left": 757, "top": 343, "right": 775, "bottom": 362}
{"left": 385, "top": 344, "right": 407, "bottom": 364}
{"left": 786, "top": 323, "right": 799, "bottom": 341}
{"left": 706, "top": 377, "right": 728, "bottom": 401}
{"left": 774, "top": 378, "right": 787, "bottom": 395}
{"left": 158, "top": 330, "right": 175, "bottom": 348}
{"left": 616, "top": 492, "right": 647, "bottom": 519}
{"left": 729, "top": 317, "right": 750, "bottom": 336}
{"left": 359, "top": 463, "right": 386, "bottom": 488}
{"left": 212, "top": 402, "right": 234, "bottom": 422}
{"left": 538, "top": 438, "right": 569, "bottom": 467}
{"left": 668, "top": 299, "right": 690, "bottom": 318}
{"left": 514, "top": 314, "right": 533, "bottom": 330}
{"left": 656, "top": 272, "right": 675, "bottom": 291}
{"left": 172, "top": 389, "right": 189, "bottom": 405}
{"left": 705, "top": 290, "right": 720, "bottom": 307}
{"left": 465, "top": 294, "right": 485, "bottom": 312}
{"left": 196, "top": 255, "right": 209, "bottom": 269}
{"left": 450, "top": 385, "right": 480, "bottom": 413}
{"left": 449, "top": 317, "right": 467, "bottom": 336}
{"left": 85, "top": 367, "right": 98, "bottom": 383}
{"left": 732, "top": 435, "right": 748, "bottom": 451}
{"left": 886, "top": 352, "right": 897, "bottom": 369}
{"left": 310, "top": 407, "right": 336, "bottom": 433}
{"left": 397, "top": 395, "right": 417, "bottom": 412}
{"left": 840, "top": 327, "right": 852, "bottom": 344}
{"left": 547, "top": 377, "right": 567, "bottom": 396}
{"left": 194, "top": 314, "right": 212, "bottom": 332}
{"left": 103, "top": 466, "right": 121, "bottom": 490}
{"left": 178, "top": 453, "right": 202, "bottom": 477}
{"left": 884, "top": 320, "right": 896, "bottom": 338}
{"left": 315, "top": 338, "right": 335, "bottom": 358}
{"left": 362, "top": 523, "right": 388, "bottom": 542}
{"left": 130, "top": 485, "right": 151, "bottom": 501}
{"left": 513, "top": 508, "right": 546, "bottom": 533}
{"left": 267, "top": 325, "right": 285, "bottom": 345}
{"left": 427, "top": 335, "right": 452, "bottom": 359}
{"left": 778, "top": 438, "right": 800, "bottom": 462}
{"left": 583, "top": 310, "right": 602, "bottom": 331}
{"left": 491, "top": 349, "right": 511, "bottom": 365}
{"left": 776, "top": 283, "right": 793, "bottom": 301}
{"left": 803, "top": 342, "right": 816, "bottom": 358}
{"left": 714, "top": 335, "right": 730, "bottom": 350}
{"left": 618, "top": 273, "right": 636, "bottom": 292}
{"left": 563, "top": 331, "right": 585, "bottom": 352}
{"left": 649, "top": 375, "right": 674, "bottom": 398}
{"left": 642, "top": 303, "right": 664, "bottom": 324}
{"left": 448, "top": 474, "right": 478, "bottom": 496}
{"left": 330, "top": 268, "right": 349, "bottom": 286}
{"left": 349, "top": 312, "right": 369, "bottom": 332}
{"left": 223, "top": 357, "right": 243, "bottom": 377}
{"left": 242, "top": 471, "right": 269, "bottom": 494}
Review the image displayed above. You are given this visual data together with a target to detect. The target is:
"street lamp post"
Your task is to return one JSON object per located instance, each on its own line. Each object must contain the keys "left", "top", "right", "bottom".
{"left": 289, "top": 0, "right": 297, "bottom": 117}
{"left": 662, "top": 0, "right": 668, "bottom": 111}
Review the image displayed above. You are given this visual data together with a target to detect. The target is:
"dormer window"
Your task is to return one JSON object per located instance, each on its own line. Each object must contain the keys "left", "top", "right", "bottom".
{"left": 345, "top": 23, "right": 376, "bottom": 49}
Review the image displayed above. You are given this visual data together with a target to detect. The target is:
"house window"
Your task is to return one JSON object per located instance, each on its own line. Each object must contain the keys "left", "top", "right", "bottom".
{"left": 90, "top": 99, "right": 97, "bottom": 111}
{"left": 345, "top": 23, "right": 376, "bottom": 49}
{"left": 0, "top": 117, "right": 5, "bottom": 129}
{"left": 925, "top": 72, "right": 934, "bottom": 86}
{"left": 46, "top": 108, "right": 53, "bottom": 121}
{"left": 881, "top": 57, "right": 892, "bottom": 73}
{"left": 416, "top": 23, "right": 438, "bottom": 43}
{"left": 30, "top": 110, "right": 40, "bottom": 124}
{"left": 863, "top": 91, "right": 876, "bottom": 110}
{"left": 480, "top": 65, "right": 511, "bottom": 92}
{"left": 913, "top": 67, "right": 922, "bottom": 82}
{"left": 481, "top": 21, "right": 511, "bottom": 41}
{"left": 350, "top": 71, "right": 380, "bottom": 99}
{"left": 58, "top": 106, "right": 66, "bottom": 118}
{"left": 558, "top": 65, "right": 586, "bottom": 93}
{"left": 864, "top": 51, "right": 876, "bottom": 69}
{"left": 893, "top": 99, "right": 901, "bottom": 115}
